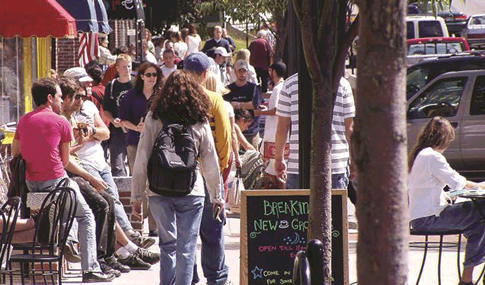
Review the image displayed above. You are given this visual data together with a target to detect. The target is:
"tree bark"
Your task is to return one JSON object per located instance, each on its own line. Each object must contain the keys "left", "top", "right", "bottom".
{"left": 353, "top": 0, "right": 409, "bottom": 284}
{"left": 272, "top": 10, "right": 287, "bottom": 61}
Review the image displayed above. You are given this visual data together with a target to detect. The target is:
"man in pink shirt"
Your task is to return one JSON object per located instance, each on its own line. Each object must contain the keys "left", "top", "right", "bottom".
{"left": 12, "top": 78, "right": 114, "bottom": 282}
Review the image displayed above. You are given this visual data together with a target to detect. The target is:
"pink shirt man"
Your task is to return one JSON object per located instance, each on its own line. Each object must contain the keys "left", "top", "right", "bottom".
{"left": 14, "top": 107, "right": 72, "bottom": 181}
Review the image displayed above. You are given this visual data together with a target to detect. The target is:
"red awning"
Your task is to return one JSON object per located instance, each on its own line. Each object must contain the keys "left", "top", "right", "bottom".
{"left": 0, "top": 0, "right": 77, "bottom": 38}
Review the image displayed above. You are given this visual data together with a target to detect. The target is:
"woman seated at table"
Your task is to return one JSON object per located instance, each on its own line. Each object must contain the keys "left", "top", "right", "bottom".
{"left": 409, "top": 116, "right": 485, "bottom": 285}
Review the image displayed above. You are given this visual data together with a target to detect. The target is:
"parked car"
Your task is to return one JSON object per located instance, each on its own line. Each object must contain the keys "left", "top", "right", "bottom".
{"left": 406, "top": 51, "right": 485, "bottom": 99}
{"left": 407, "top": 70, "right": 485, "bottom": 174}
{"left": 406, "top": 16, "right": 449, "bottom": 40}
{"left": 406, "top": 37, "right": 470, "bottom": 66}
{"left": 408, "top": 2, "right": 467, "bottom": 36}
{"left": 461, "top": 14, "right": 485, "bottom": 50}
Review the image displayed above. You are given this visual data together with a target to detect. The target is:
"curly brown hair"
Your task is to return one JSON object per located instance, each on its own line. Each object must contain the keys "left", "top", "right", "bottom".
{"left": 150, "top": 70, "right": 211, "bottom": 125}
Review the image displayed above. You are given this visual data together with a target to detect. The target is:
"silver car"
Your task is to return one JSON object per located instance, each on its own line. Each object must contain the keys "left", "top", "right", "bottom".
{"left": 407, "top": 69, "right": 485, "bottom": 174}
{"left": 462, "top": 14, "right": 485, "bottom": 49}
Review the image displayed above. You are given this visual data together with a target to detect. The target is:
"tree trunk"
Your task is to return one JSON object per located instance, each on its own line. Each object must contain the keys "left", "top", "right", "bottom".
{"left": 273, "top": 10, "right": 287, "bottom": 61}
{"left": 353, "top": 0, "right": 409, "bottom": 284}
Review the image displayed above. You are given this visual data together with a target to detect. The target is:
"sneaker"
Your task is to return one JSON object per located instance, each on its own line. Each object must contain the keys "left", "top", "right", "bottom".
{"left": 105, "top": 255, "right": 131, "bottom": 273}
{"left": 148, "top": 230, "right": 158, "bottom": 237}
{"left": 118, "top": 254, "right": 151, "bottom": 270}
{"left": 135, "top": 248, "right": 160, "bottom": 265}
{"left": 223, "top": 280, "right": 234, "bottom": 285}
{"left": 99, "top": 259, "right": 121, "bottom": 278}
{"left": 129, "top": 232, "right": 156, "bottom": 249}
{"left": 63, "top": 240, "right": 81, "bottom": 263}
{"left": 82, "top": 272, "right": 115, "bottom": 283}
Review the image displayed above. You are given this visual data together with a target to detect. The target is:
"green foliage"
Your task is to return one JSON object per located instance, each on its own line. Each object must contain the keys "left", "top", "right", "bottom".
{"left": 195, "top": 0, "right": 288, "bottom": 23}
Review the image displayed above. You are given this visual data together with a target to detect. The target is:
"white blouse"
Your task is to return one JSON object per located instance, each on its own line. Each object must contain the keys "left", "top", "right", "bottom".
{"left": 408, "top": 147, "right": 466, "bottom": 220}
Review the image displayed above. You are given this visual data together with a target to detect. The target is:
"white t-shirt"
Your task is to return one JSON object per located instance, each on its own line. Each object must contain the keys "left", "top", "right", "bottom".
{"left": 161, "top": 65, "right": 177, "bottom": 78}
{"left": 74, "top": 100, "right": 108, "bottom": 171}
{"left": 174, "top": 42, "right": 188, "bottom": 59}
{"left": 263, "top": 81, "right": 284, "bottom": 144}
{"left": 186, "top": 34, "right": 201, "bottom": 56}
{"left": 224, "top": 101, "right": 234, "bottom": 118}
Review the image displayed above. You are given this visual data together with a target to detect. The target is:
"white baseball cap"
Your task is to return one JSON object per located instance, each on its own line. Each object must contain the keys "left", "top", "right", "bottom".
{"left": 214, "top": 47, "right": 230, "bottom": 57}
{"left": 63, "top": 67, "right": 93, "bottom": 83}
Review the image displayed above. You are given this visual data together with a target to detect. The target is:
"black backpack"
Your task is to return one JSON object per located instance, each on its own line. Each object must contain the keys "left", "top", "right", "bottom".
{"left": 147, "top": 122, "right": 199, "bottom": 197}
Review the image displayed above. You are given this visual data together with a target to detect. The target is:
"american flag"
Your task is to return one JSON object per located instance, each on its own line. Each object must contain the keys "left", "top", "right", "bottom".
{"left": 77, "top": 33, "right": 100, "bottom": 67}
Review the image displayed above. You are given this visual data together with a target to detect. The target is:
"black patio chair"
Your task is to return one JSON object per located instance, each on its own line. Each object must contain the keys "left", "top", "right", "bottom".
{"left": 0, "top": 197, "right": 21, "bottom": 284}
{"left": 9, "top": 187, "right": 77, "bottom": 285}
{"left": 410, "top": 227, "right": 463, "bottom": 285}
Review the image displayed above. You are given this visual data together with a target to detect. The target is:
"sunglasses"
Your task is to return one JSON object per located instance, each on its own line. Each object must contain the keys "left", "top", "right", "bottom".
{"left": 75, "top": 94, "right": 87, "bottom": 100}
{"left": 144, "top": 73, "right": 158, "bottom": 78}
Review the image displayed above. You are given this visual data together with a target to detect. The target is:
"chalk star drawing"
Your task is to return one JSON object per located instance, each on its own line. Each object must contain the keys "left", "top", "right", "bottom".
{"left": 251, "top": 266, "right": 263, "bottom": 279}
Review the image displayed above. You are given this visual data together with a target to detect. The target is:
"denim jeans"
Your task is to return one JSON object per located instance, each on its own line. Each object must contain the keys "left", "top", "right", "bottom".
{"left": 332, "top": 171, "right": 350, "bottom": 190}
{"left": 193, "top": 189, "right": 229, "bottom": 285}
{"left": 81, "top": 164, "right": 132, "bottom": 232}
{"left": 71, "top": 176, "right": 116, "bottom": 258}
{"left": 411, "top": 201, "right": 485, "bottom": 267}
{"left": 149, "top": 195, "right": 204, "bottom": 285}
{"left": 285, "top": 173, "right": 300, "bottom": 189}
{"left": 26, "top": 176, "right": 101, "bottom": 273}
{"left": 109, "top": 130, "right": 127, "bottom": 177}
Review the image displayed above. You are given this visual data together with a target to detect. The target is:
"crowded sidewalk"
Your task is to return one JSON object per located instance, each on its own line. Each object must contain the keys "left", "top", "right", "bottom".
{"left": 50, "top": 219, "right": 468, "bottom": 285}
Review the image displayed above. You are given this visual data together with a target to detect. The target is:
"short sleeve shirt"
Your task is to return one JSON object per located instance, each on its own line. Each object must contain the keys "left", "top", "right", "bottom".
{"left": 223, "top": 82, "right": 263, "bottom": 136}
{"left": 119, "top": 88, "right": 152, "bottom": 146}
{"left": 103, "top": 79, "right": 133, "bottom": 132}
{"left": 15, "top": 107, "right": 72, "bottom": 181}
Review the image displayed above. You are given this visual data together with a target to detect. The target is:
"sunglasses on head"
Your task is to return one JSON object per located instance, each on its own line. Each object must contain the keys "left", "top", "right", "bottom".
{"left": 144, "top": 72, "right": 158, "bottom": 78}
{"left": 75, "top": 94, "right": 87, "bottom": 100}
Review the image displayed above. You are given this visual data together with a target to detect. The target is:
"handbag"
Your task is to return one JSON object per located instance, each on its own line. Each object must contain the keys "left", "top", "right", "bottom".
{"left": 227, "top": 167, "right": 244, "bottom": 213}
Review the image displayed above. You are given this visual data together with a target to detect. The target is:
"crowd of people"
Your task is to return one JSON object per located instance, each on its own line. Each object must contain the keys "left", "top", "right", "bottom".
{"left": 9, "top": 22, "right": 361, "bottom": 284}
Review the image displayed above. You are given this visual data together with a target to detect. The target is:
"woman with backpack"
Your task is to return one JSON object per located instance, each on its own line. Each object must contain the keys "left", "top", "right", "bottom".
{"left": 131, "top": 70, "right": 224, "bottom": 285}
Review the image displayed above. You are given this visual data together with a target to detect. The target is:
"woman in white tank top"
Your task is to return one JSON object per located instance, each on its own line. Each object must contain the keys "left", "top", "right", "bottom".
{"left": 185, "top": 24, "right": 202, "bottom": 58}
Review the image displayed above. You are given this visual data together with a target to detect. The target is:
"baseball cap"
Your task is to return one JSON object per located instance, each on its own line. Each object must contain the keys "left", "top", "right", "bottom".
{"left": 233, "top": 59, "right": 248, "bottom": 71}
{"left": 214, "top": 47, "right": 230, "bottom": 57}
{"left": 63, "top": 67, "right": 93, "bottom": 83}
{"left": 183, "top": 52, "right": 210, "bottom": 73}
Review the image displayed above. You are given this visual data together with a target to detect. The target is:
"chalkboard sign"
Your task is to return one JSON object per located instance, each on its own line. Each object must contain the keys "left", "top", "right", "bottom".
{"left": 240, "top": 190, "right": 348, "bottom": 285}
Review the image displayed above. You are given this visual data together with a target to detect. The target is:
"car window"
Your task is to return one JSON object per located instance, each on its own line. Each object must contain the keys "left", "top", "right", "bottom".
{"left": 418, "top": 21, "right": 444, "bottom": 37}
{"left": 471, "top": 16, "right": 485, "bottom": 26}
{"left": 470, "top": 76, "right": 485, "bottom": 115}
{"left": 407, "top": 22, "right": 415, "bottom": 39}
{"left": 408, "top": 77, "right": 467, "bottom": 119}
{"left": 407, "top": 66, "right": 431, "bottom": 99}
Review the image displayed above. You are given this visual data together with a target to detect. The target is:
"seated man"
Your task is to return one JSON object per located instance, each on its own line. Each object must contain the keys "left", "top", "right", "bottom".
{"left": 64, "top": 79, "right": 159, "bottom": 269}
{"left": 11, "top": 78, "right": 114, "bottom": 282}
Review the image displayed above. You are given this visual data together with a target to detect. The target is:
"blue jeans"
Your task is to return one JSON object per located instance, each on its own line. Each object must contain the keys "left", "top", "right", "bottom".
{"left": 109, "top": 130, "right": 127, "bottom": 177}
{"left": 193, "top": 189, "right": 229, "bottom": 285}
{"left": 411, "top": 201, "right": 485, "bottom": 267}
{"left": 26, "top": 176, "right": 101, "bottom": 273}
{"left": 149, "top": 195, "right": 204, "bottom": 285}
{"left": 285, "top": 173, "right": 300, "bottom": 189}
{"left": 81, "top": 164, "right": 133, "bottom": 232}
{"left": 332, "top": 171, "right": 350, "bottom": 190}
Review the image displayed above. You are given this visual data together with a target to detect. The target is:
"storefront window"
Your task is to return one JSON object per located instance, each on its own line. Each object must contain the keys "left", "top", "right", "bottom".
{"left": 0, "top": 37, "right": 25, "bottom": 125}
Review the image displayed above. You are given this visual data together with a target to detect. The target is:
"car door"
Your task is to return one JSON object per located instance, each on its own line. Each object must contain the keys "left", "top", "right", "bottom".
{"left": 460, "top": 74, "right": 485, "bottom": 172}
{"left": 407, "top": 75, "right": 469, "bottom": 170}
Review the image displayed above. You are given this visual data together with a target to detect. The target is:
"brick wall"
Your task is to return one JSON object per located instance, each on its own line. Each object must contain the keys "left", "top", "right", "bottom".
{"left": 56, "top": 38, "right": 79, "bottom": 75}
{"left": 109, "top": 19, "right": 136, "bottom": 52}
{"left": 113, "top": 177, "right": 144, "bottom": 233}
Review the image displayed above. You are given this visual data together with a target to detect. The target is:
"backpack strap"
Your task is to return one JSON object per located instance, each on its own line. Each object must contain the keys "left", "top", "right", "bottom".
{"left": 90, "top": 91, "right": 103, "bottom": 106}
{"left": 110, "top": 79, "right": 116, "bottom": 98}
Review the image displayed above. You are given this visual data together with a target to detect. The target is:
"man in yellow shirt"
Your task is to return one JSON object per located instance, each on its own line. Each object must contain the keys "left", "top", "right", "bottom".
{"left": 184, "top": 52, "right": 233, "bottom": 285}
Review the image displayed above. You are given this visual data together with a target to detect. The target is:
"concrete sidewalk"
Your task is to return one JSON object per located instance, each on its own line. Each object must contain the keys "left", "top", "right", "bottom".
{"left": 31, "top": 217, "right": 479, "bottom": 285}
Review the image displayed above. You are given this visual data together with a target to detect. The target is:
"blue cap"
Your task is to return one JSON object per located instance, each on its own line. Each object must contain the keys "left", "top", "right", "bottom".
{"left": 183, "top": 52, "right": 210, "bottom": 73}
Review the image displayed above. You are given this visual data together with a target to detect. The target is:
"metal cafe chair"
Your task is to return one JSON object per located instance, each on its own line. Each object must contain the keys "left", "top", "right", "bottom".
{"left": 0, "top": 197, "right": 21, "bottom": 284}
{"left": 9, "top": 187, "right": 77, "bottom": 285}
{"left": 410, "top": 228, "right": 463, "bottom": 285}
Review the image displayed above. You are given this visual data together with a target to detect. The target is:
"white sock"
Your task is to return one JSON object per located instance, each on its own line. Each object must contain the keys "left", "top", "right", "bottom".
{"left": 116, "top": 247, "right": 131, "bottom": 259}
{"left": 125, "top": 241, "right": 138, "bottom": 253}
